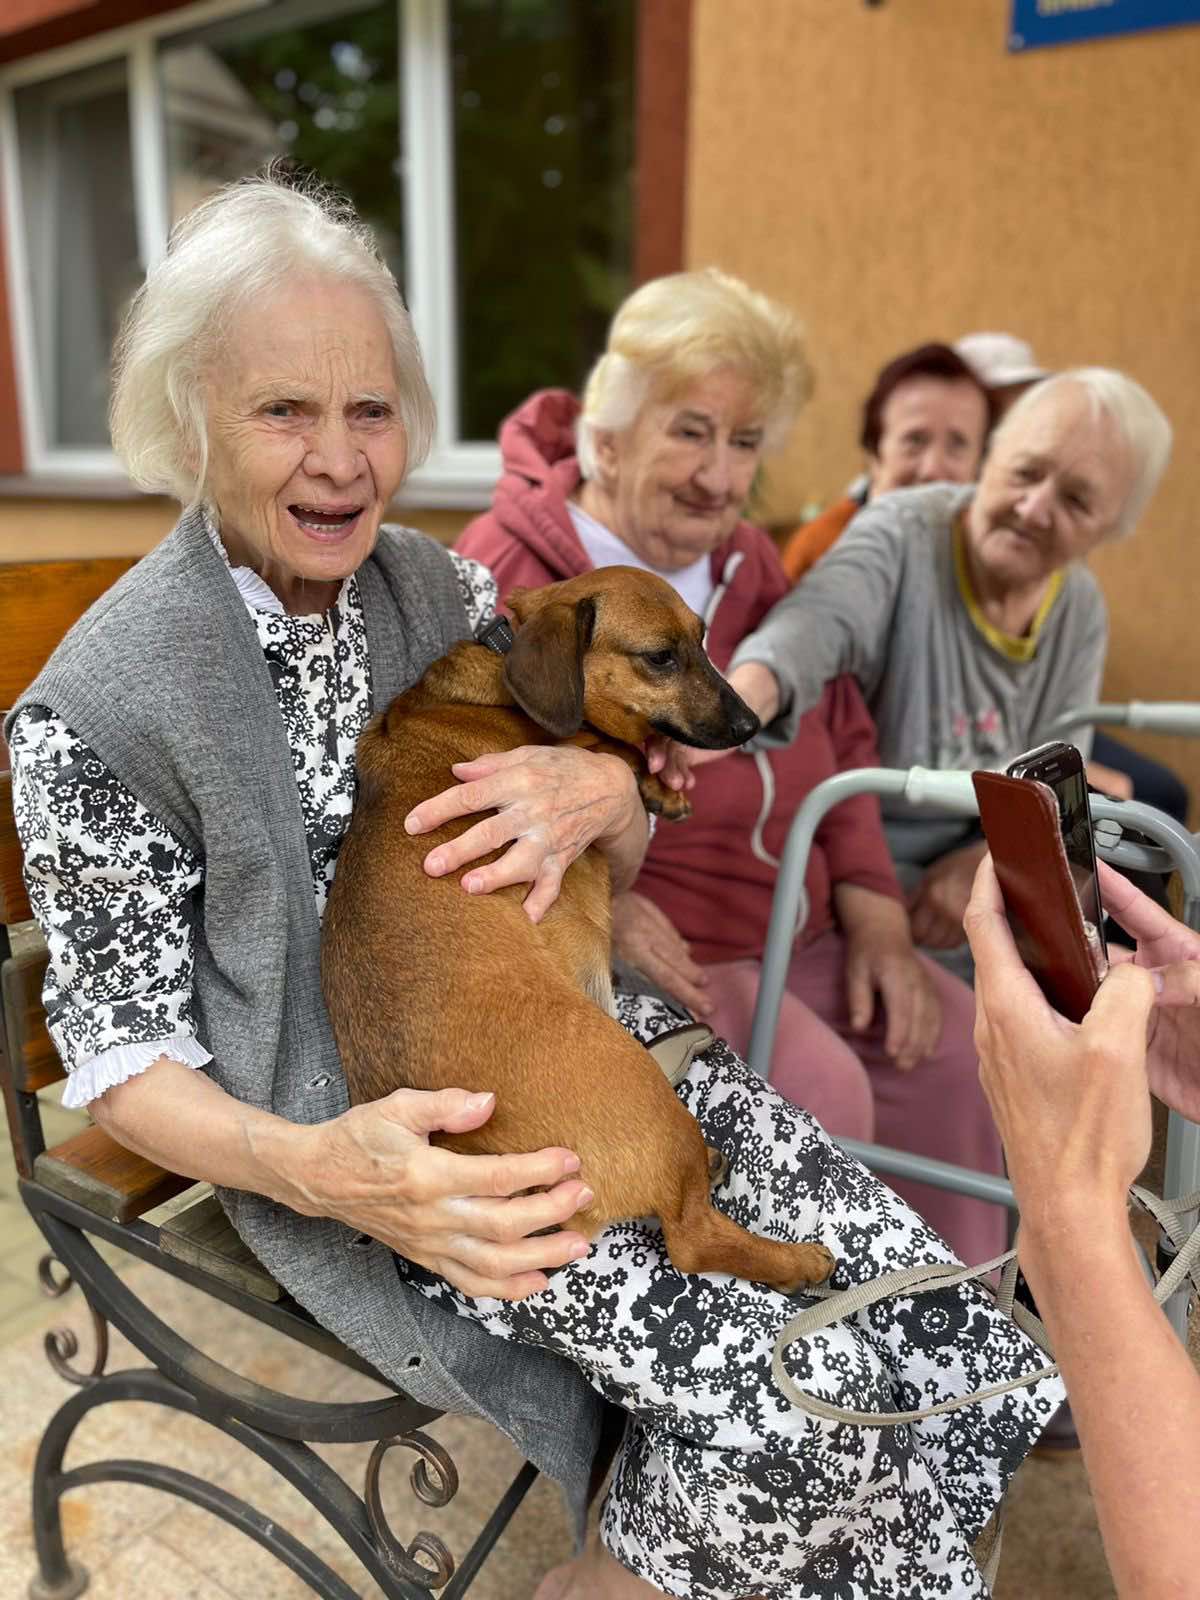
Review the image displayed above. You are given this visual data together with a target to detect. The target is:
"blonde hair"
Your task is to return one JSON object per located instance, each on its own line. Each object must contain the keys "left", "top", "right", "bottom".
{"left": 993, "top": 367, "right": 1172, "bottom": 539}
{"left": 110, "top": 169, "right": 435, "bottom": 507}
{"left": 576, "top": 268, "right": 813, "bottom": 478}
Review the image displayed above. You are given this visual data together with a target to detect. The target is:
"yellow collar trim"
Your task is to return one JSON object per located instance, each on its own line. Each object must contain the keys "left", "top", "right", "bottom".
{"left": 953, "top": 521, "right": 1063, "bottom": 663}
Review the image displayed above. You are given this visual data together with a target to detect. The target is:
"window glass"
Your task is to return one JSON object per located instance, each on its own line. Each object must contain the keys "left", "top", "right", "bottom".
{"left": 159, "top": 0, "right": 403, "bottom": 281}
{"left": 449, "top": 0, "right": 635, "bottom": 440}
{"left": 14, "top": 59, "right": 141, "bottom": 449}
{"left": 10, "top": 1, "right": 637, "bottom": 464}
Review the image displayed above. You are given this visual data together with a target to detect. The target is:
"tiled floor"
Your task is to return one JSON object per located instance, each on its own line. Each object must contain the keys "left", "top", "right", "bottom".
{"left": 0, "top": 1085, "right": 1189, "bottom": 1599}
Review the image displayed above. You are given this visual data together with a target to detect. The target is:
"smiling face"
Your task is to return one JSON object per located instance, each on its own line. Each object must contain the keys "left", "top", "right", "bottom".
{"left": 964, "top": 384, "right": 1135, "bottom": 596}
{"left": 868, "top": 374, "right": 989, "bottom": 497}
{"left": 202, "top": 276, "right": 409, "bottom": 613}
{"left": 590, "top": 368, "right": 766, "bottom": 570}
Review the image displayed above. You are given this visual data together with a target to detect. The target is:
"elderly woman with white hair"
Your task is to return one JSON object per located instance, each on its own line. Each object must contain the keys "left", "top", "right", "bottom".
{"left": 9, "top": 176, "right": 1058, "bottom": 1600}
{"left": 719, "top": 368, "right": 1173, "bottom": 961}
{"left": 460, "top": 269, "right": 1007, "bottom": 1268}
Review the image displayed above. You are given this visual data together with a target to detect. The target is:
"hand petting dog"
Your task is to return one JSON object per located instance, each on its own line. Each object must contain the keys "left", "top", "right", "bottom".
{"left": 404, "top": 743, "right": 645, "bottom": 923}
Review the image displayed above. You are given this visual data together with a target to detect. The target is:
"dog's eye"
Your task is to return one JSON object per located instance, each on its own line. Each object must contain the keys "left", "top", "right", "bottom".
{"left": 641, "top": 649, "right": 678, "bottom": 671}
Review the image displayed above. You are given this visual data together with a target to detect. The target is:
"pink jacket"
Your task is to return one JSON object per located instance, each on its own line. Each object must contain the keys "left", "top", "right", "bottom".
{"left": 457, "top": 390, "right": 901, "bottom": 964}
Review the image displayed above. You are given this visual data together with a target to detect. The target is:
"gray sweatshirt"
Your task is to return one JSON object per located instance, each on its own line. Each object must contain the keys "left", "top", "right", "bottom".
{"left": 732, "top": 484, "right": 1107, "bottom": 804}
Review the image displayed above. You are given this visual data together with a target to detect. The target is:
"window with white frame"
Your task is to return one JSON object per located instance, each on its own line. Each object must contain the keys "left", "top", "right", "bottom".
{"left": 1, "top": 0, "right": 635, "bottom": 504}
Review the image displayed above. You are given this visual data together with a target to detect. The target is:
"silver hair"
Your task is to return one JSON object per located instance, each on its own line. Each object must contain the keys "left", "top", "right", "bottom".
{"left": 109, "top": 169, "right": 435, "bottom": 506}
{"left": 992, "top": 367, "right": 1172, "bottom": 539}
{"left": 577, "top": 356, "right": 654, "bottom": 479}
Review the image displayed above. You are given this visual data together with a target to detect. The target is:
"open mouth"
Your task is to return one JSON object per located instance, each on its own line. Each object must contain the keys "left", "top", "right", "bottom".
{"left": 650, "top": 715, "right": 756, "bottom": 750}
{"left": 288, "top": 504, "right": 365, "bottom": 539}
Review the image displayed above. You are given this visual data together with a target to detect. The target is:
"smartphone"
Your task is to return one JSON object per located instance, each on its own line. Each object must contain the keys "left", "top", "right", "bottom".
{"left": 973, "top": 759, "right": 1109, "bottom": 1022}
{"left": 1006, "top": 741, "right": 1105, "bottom": 941}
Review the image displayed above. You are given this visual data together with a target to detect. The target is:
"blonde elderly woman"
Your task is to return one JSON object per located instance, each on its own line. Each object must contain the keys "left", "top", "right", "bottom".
{"left": 716, "top": 369, "right": 1173, "bottom": 967}
{"left": 459, "top": 269, "right": 1007, "bottom": 1268}
{"left": 9, "top": 178, "right": 1058, "bottom": 1600}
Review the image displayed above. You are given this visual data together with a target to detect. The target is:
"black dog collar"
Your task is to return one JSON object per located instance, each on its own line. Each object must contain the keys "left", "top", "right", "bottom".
{"left": 475, "top": 614, "right": 514, "bottom": 656}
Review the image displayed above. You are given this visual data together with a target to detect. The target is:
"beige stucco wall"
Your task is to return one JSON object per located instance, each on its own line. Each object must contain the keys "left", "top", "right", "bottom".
{"left": 688, "top": 0, "right": 1200, "bottom": 804}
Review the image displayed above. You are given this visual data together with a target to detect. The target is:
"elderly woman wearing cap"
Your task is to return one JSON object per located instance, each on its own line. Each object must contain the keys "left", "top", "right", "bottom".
{"left": 779, "top": 340, "right": 994, "bottom": 583}
{"left": 719, "top": 368, "right": 1173, "bottom": 963}
{"left": 954, "top": 331, "right": 1048, "bottom": 417}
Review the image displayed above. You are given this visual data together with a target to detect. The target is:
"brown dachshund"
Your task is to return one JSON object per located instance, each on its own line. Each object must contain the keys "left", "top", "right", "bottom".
{"left": 322, "top": 567, "right": 836, "bottom": 1293}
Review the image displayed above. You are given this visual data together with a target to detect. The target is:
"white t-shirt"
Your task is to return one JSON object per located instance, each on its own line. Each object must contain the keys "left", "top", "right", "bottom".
{"left": 567, "top": 501, "right": 715, "bottom": 619}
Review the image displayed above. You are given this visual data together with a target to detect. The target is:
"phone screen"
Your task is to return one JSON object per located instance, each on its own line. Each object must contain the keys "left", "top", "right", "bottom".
{"left": 1007, "top": 743, "right": 1104, "bottom": 942}
{"left": 1050, "top": 764, "right": 1103, "bottom": 934}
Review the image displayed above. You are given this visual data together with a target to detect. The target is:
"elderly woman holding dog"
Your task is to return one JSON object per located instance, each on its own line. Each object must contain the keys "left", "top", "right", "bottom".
{"left": 9, "top": 176, "right": 1057, "bottom": 1600}
{"left": 458, "top": 269, "right": 1004, "bottom": 1267}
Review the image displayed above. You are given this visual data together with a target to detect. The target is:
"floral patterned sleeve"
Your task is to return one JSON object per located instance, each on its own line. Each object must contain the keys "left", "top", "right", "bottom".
{"left": 8, "top": 705, "right": 212, "bottom": 1110}
{"left": 449, "top": 552, "right": 499, "bottom": 633}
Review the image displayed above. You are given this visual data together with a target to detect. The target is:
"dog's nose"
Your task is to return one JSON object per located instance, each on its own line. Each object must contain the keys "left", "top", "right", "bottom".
{"left": 724, "top": 694, "right": 760, "bottom": 746}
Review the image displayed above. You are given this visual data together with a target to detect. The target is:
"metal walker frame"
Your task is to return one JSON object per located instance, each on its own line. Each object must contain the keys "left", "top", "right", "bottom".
{"left": 748, "top": 711, "right": 1200, "bottom": 1340}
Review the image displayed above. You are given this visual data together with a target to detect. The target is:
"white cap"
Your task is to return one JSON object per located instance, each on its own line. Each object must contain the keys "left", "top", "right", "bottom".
{"left": 954, "top": 332, "right": 1048, "bottom": 390}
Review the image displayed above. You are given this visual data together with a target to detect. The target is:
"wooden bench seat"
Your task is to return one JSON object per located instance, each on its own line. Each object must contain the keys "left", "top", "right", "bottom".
{"left": 34, "top": 1123, "right": 193, "bottom": 1223}
{"left": 159, "top": 1190, "right": 282, "bottom": 1302}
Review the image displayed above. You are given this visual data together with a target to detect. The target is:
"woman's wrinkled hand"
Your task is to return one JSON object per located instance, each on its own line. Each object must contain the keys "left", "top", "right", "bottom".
{"left": 838, "top": 886, "right": 942, "bottom": 1069}
{"left": 906, "top": 842, "right": 986, "bottom": 950}
{"left": 644, "top": 736, "right": 700, "bottom": 791}
{"left": 964, "top": 854, "right": 1156, "bottom": 1228}
{"left": 289, "top": 1087, "right": 593, "bottom": 1301}
{"left": 612, "top": 890, "right": 713, "bottom": 1019}
{"left": 403, "top": 745, "right": 641, "bottom": 923}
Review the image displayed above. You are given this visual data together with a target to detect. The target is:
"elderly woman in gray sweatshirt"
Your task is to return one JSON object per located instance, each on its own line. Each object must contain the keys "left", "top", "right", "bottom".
{"left": 721, "top": 370, "right": 1172, "bottom": 954}
{"left": 8, "top": 174, "right": 1064, "bottom": 1600}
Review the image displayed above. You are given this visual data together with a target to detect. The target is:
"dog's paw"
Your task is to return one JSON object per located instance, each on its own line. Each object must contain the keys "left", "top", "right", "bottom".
{"left": 658, "top": 788, "right": 693, "bottom": 822}
{"left": 706, "top": 1145, "right": 730, "bottom": 1187}
{"left": 777, "top": 1243, "right": 838, "bottom": 1294}
{"left": 638, "top": 771, "right": 692, "bottom": 821}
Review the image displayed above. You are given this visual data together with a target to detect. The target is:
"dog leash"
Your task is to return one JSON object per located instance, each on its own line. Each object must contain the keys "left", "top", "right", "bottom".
{"left": 771, "top": 1187, "right": 1200, "bottom": 1590}
{"left": 772, "top": 1184, "right": 1200, "bottom": 1425}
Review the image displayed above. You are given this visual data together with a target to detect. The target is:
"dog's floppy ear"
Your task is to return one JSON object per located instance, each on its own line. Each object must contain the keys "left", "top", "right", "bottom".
{"left": 503, "top": 597, "right": 596, "bottom": 737}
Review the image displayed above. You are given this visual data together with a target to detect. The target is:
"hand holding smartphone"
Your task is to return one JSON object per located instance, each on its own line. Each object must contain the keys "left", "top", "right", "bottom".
{"left": 973, "top": 741, "right": 1108, "bottom": 1024}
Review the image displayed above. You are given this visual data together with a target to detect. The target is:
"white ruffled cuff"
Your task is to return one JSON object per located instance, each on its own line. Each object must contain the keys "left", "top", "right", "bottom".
{"left": 62, "top": 1033, "right": 213, "bottom": 1111}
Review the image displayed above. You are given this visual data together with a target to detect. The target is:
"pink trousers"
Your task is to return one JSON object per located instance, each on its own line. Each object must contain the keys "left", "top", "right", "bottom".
{"left": 703, "top": 929, "right": 1006, "bottom": 1264}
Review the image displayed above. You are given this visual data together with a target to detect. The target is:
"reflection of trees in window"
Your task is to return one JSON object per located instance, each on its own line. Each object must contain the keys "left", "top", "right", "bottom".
{"left": 451, "top": 0, "right": 635, "bottom": 439}
{"left": 164, "top": 2, "right": 403, "bottom": 282}
{"left": 160, "top": 0, "right": 634, "bottom": 446}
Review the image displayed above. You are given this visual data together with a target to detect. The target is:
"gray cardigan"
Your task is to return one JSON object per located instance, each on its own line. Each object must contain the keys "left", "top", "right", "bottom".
{"left": 9, "top": 506, "right": 602, "bottom": 1527}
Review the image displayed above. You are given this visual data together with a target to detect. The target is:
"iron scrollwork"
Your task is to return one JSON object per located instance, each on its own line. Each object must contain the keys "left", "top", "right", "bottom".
{"left": 364, "top": 1430, "right": 460, "bottom": 1589}
{"left": 37, "top": 1253, "right": 110, "bottom": 1388}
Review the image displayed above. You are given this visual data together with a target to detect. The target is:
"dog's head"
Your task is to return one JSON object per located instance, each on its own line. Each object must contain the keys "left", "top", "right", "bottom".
{"left": 503, "top": 567, "right": 760, "bottom": 750}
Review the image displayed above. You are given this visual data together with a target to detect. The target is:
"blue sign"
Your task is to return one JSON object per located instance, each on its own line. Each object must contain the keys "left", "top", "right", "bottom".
{"left": 1010, "top": 0, "right": 1200, "bottom": 51}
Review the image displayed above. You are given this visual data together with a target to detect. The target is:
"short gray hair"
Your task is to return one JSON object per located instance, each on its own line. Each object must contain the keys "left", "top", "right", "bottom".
{"left": 993, "top": 367, "right": 1172, "bottom": 539}
{"left": 576, "top": 268, "right": 813, "bottom": 480}
{"left": 110, "top": 170, "right": 435, "bottom": 506}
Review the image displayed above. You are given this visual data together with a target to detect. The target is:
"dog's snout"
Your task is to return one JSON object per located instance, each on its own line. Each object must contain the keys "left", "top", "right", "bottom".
{"left": 723, "top": 690, "right": 760, "bottom": 747}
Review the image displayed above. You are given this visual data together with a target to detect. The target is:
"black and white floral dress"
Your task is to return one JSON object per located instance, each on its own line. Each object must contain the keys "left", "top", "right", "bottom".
{"left": 10, "top": 529, "right": 1058, "bottom": 1599}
